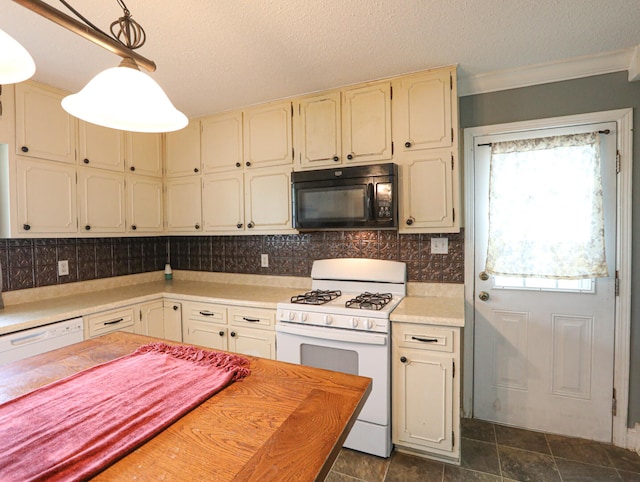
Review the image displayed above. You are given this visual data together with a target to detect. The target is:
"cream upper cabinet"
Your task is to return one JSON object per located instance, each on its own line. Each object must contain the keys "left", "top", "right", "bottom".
{"left": 341, "top": 82, "right": 392, "bottom": 164}
{"left": 15, "top": 82, "right": 76, "bottom": 164}
{"left": 165, "top": 120, "right": 201, "bottom": 177}
{"left": 393, "top": 68, "right": 456, "bottom": 152}
{"left": 399, "top": 149, "right": 459, "bottom": 233}
{"left": 295, "top": 91, "right": 342, "bottom": 169}
{"left": 243, "top": 101, "right": 293, "bottom": 169}
{"left": 244, "top": 165, "right": 293, "bottom": 233}
{"left": 392, "top": 322, "right": 460, "bottom": 463}
{"left": 126, "top": 175, "right": 163, "bottom": 233}
{"left": 165, "top": 177, "right": 202, "bottom": 232}
{"left": 16, "top": 158, "right": 77, "bottom": 234}
{"left": 77, "top": 168, "right": 125, "bottom": 234}
{"left": 126, "top": 132, "right": 163, "bottom": 177}
{"left": 202, "top": 172, "right": 244, "bottom": 233}
{"left": 77, "top": 121, "right": 124, "bottom": 171}
{"left": 201, "top": 111, "right": 243, "bottom": 174}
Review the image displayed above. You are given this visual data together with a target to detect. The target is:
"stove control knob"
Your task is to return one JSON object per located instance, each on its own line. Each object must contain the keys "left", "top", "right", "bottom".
{"left": 299, "top": 312, "right": 308, "bottom": 322}
{"left": 288, "top": 312, "right": 295, "bottom": 321}
{"left": 350, "top": 318, "right": 359, "bottom": 328}
{"left": 364, "top": 319, "right": 373, "bottom": 330}
{"left": 324, "top": 315, "right": 333, "bottom": 325}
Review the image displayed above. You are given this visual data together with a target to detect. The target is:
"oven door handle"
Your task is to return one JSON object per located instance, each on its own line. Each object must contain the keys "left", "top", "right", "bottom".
{"left": 276, "top": 322, "right": 387, "bottom": 346}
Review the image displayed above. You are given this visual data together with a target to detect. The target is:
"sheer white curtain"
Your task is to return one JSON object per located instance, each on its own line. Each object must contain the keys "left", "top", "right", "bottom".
{"left": 485, "top": 132, "right": 608, "bottom": 279}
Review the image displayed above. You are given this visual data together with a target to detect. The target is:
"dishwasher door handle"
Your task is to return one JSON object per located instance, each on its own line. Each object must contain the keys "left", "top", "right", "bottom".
{"left": 10, "top": 331, "right": 48, "bottom": 346}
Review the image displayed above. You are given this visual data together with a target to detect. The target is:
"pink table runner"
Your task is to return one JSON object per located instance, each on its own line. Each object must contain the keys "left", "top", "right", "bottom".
{"left": 0, "top": 342, "right": 250, "bottom": 481}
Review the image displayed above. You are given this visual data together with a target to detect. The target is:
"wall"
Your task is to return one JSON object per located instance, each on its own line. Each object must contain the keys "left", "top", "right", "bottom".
{"left": 0, "top": 230, "right": 464, "bottom": 291}
{"left": 459, "top": 70, "right": 640, "bottom": 428}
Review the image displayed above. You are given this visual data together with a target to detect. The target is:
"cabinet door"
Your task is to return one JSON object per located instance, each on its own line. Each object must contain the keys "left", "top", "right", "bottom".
{"left": 165, "top": 177, "right": 202, "bottom": 232}
{"left": 15, "top": 82, "right": 76, "bottom": 164}
{"left": 16, "top": 158, "right": 77, "bottom": 234}
{"left": 181, "top": 302, "right": 228, "bottom": 350}
{"left": 77, "top": 168, "right": 125, "bottom": 233}
{"left": 393, "top": 69, "right": 454, "bottom": 152}
{"left": 126, "top": 175, "right": 163, "bottom": 233}
{"left": 393, "top": 347, "right": 454, "bottom": 453}
{"left": 165, "top": 120, "right": 201, "bottom": 177}
{"left": 399, "top": 149, "right": 457, "bottom": 233}
{"left": 162, "top": 300, "right": 182, "bottom": 342}
{"left": 295, "top": 92, "right": 342, "bottom": 169}
{"left": 244, "top": 166, "right": 293, "bottom": 233}
{"left": 201, "top": 111, "right": 243, "bottom": 174}
{"left": 77, "top": 121, "right": 125, "bottom": 171}
{"left": 243, "top": 101, "right": 293, "bottom": 169}
{"left": 342, "top": 82, "right": 392, "bottom": 164}
{"left": 202, "top": 172, "right": 244, "bottom": 233}
{"left": 126, "top": 132, "right": 162, "bottom": 177}
{"left": 138, "top": 299, "right": 164, "bottom": 336}
{"left": 228, "top": 326, "right": 276, "bottom": 359}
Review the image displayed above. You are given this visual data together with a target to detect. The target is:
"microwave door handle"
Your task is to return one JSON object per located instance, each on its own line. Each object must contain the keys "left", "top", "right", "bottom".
{"left": 367, "top": 183, "right": 374, "bottom": 220}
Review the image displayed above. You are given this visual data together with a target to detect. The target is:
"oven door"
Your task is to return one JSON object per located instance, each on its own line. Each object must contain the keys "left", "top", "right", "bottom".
{"left": 275, "top": 322, "right": 389, "bottom": 426}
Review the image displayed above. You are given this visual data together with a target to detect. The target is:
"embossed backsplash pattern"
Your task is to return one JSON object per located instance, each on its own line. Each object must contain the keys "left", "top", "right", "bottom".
{"left": 0, "top": 230, "right": 464, "bottom": 292}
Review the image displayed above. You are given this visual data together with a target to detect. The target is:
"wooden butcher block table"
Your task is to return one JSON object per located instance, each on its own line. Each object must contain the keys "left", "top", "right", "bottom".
{"left": 0, "top": 332, "right": 371, "bottom": 481}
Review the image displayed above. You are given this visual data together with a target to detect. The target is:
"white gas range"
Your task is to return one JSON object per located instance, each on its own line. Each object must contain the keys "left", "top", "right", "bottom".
{"left": 276, "top": 258, "right": 406, "bottom": 458}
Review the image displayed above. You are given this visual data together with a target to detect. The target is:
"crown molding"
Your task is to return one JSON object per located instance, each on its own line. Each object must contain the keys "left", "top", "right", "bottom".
{"left": 458, "top": 48, "right": 634, "bottom": 97}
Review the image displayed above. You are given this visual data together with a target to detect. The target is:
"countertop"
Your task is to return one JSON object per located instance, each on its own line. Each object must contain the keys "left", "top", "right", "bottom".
{"left": 0, "top": 332, "right": 371, "bottom": 481}
{"left": 390, "top": 295, "right": 465, "bottom": 327}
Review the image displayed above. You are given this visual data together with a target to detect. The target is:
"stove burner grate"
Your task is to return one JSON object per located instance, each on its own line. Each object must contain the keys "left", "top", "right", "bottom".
{"left": 345, "top": 292, "right": 393, "bottom": 310}
{"left": 290, "top": 289, "right": 342, "bottom": 305}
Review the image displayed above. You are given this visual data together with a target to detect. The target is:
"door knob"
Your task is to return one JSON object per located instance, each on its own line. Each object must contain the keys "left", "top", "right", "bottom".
{"left": 479, "top": 291, "right": 490, "bottom": 301}
{"left": 479, "top": 271, "right": 489, "bottom": 281}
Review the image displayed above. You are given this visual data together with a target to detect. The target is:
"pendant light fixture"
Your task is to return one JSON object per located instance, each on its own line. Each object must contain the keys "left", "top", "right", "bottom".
{"left": 11, "top": 0, "right": 187, "bottom": 133}
{"left": 0, "top": 27, "right": 35, "bottom": 84}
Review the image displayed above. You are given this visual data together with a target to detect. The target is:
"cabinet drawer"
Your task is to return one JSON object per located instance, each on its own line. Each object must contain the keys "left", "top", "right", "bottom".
{"left": 86, "top": 307, "right": 135, "bottom": 338}
{"left": 393, "top": 323, "right": 454, "bottom": 353}
{"left": 183, "top": 301, "right": 227, "bottom": 325}
{"left": 228, "top": 306, "right": 275, "bottom": 330}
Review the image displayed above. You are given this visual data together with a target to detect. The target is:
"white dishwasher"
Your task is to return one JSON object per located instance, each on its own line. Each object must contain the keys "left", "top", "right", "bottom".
{"left": 0, "top": 318, "right": 84, "bottom": 365}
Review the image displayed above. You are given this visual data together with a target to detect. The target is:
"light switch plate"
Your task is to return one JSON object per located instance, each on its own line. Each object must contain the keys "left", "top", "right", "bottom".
{"left": 431, "top": 238, "right": 449, "bottom": 254}
{"left": 261, "top": 254, "right": 269, "bottom": 268}
{"left": 58, "top": 260, "right": 69, "bottom": 276}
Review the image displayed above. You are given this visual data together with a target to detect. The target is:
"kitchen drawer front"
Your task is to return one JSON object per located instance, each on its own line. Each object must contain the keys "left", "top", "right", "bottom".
{"left": 182, "top": 301, "right": 227, "bottom": 325}
{"left": 392, "top": 323, "right": 455, "bottom": 353}
{"left": 228, "top": 306, "right": 275, "bottom": 331}
{"left": 86, "top": 307, "right": 135, "bottom": 338}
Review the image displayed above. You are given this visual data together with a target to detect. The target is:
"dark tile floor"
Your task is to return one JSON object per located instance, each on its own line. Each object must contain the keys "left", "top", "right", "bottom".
{"left": 326, "top": 419, "right": 640, "bottom": 481}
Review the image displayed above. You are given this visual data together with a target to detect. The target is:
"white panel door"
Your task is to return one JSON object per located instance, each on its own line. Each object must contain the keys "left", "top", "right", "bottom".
{"left": 472, "top": 122, "right": 617, "bottom": 442}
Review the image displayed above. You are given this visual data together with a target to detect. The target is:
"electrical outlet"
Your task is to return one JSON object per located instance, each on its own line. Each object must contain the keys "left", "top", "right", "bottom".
{"left": 58, "top": 260, "right": 69, "bottom": 276}
{"left": 261, "top": 254, "right": 269, "bottom": 268}
{"left": 431, "top": 238, "right": 449, "bottom": 255}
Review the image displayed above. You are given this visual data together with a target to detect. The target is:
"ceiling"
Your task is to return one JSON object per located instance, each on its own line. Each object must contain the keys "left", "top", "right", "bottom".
{"left": 3, "top": 0, "right": 640, "bottom": 119}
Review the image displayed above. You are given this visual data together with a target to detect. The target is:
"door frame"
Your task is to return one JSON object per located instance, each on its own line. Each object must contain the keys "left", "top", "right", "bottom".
{"left": 463, "top": 109, "right": 633, "bottom": 448}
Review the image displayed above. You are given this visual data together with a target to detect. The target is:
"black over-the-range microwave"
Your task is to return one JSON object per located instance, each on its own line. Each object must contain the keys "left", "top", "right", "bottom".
{"left": 291, "top": 163, "right": 398, "bottom": 230}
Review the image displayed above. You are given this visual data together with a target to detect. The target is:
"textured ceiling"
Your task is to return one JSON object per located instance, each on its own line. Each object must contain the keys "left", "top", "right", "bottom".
{"left": 3, "top": 0, "right": 640, "bottom": 118}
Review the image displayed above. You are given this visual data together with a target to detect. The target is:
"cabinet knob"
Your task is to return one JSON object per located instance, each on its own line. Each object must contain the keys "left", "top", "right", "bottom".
{"left": 23, "top": 223, "right": 31, "bottom": 231}
{"left": 236, "top": 223, "right": 243, "bottom": 229}
{"left": 235, "top": 162, "right": 241, "bottom": 168}
{"left": 83, "top": 158, "right": 90, "bottom": 164}
{"left": 131, "top": 225, "right": 137, "bottom": 230}
{"left": 219, "top": 330, "right": 225, "bottom": 336}
{"left": 406, "top": 217, "right": 415, "bottom": 226}
{"left": 347, "top": 153, "right": 354, "bottom": 160}
{"left": 21, "top": 146, "right": 29, "bottom": 153}
{"left": 245, "top": 161, "right": 251, "bottom": 167}
{"left": 247, "top": 222, "right": 254, "bottom": 229}
{"left": 173, "top": 305, "right": 179, "bottom": 311}
{"left": 195, "top": 223, "right": 200, "bottom": 230}
{"left": 400, "top": 356, "right": 407, "bottom": 363}
{"left": 130, "top": 166, "right": 136, "bottom": 172}
{"left": 230, "top": 331, "right": 237, "bottom": 337}
{"left": 193, "top": 167, "right": 199, "bottom": 173}
{"left": 404, "top": 141, "right": 412, "bottom": 148}
{"left": 333, "top": 156, "right": 339, "bottom": 162}
{"left": 84, "top": 225, "right": 91, "bottom": 231}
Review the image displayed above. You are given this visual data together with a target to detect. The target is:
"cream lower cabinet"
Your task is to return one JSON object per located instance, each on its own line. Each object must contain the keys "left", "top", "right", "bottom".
{"left": 135, "top": 299, "right": 182, "bottom": 342}
{"left": 392, "top": 322, "right": 460, "bottom": 463}
{"left": 85, "top": 306, "right": 136, "bottom": 338}
{"left": 181, "top": 301, "right": 276, "bottom": 359}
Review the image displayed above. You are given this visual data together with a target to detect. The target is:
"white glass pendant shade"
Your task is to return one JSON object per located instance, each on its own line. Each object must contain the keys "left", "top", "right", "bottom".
{"left": 0, "top": 28, "right": 35, "bottom": 84}
{"left": 61, "top": 59, "right": 188, "bottom": 133}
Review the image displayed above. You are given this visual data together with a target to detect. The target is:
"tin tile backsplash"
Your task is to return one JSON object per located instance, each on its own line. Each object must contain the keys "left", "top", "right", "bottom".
{"left": 0, "top": 230, "right": 464, "bottom": 292}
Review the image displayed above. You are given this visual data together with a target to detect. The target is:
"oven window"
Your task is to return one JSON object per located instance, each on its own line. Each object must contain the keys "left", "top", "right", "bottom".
{"left": 298, "top": 186, "right": 367, "bottom": 222}
{"left": 300, "top": 344, "right": 358, "bottom": 375}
